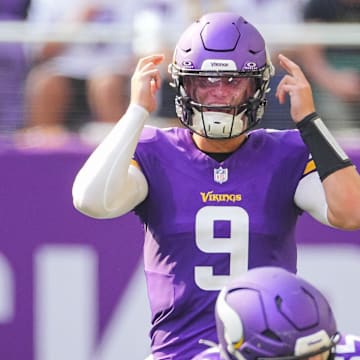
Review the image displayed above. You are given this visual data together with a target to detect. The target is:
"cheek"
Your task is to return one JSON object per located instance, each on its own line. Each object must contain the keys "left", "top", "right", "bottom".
{"left": 230, "top": 90, "right": 248, "bottom": 103}
{"left": 192, "top": 87, "right": 208, "bottom": 101}
{"left": 235, "top": 87, "right": 256, "bottom": 102}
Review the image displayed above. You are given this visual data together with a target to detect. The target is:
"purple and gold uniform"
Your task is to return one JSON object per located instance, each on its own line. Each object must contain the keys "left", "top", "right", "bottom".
{"left": 192, "top": 334, "right": 360, "bottom": 360}
{"left": 71, "top": 11, "right": 360, "bottom": 360}
{"left": 133, "top": 126, "right": 314, "bottom": 359}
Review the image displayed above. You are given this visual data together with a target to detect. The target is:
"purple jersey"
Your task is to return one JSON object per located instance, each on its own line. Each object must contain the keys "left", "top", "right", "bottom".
{"left": 192, "top": 334, "right": 360, "bottom": 360}
{"left": 133, "top": 126, "right": 312, "bottom": 359}
{"left": 0, "top": 0, "right": 30, "bottom": 19}
{"left": 191, "top": 346, "right": 220, "bottom": 360}
{"left": 334, "top": 334, "right": 360, "bottom": 360}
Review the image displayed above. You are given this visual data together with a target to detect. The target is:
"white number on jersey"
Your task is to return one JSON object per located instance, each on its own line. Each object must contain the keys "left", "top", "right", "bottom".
{"left": 334, "top": 335, "right": 360, "bottom": 360}
{"left": 194, "top": 206, "right": 249, "bottom": 290}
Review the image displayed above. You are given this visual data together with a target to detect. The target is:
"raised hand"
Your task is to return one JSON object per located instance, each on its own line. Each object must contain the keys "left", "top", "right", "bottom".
{"left": 130, "top": 54, "right": 165, "bottom": 114}
{"left": 276, "top": 54, "right": 316, "bottom": 123}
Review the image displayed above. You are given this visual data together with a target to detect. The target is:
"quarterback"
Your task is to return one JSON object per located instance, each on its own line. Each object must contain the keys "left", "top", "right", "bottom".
{"left": 72, "top": 12, "right": 360, "bottom": 359}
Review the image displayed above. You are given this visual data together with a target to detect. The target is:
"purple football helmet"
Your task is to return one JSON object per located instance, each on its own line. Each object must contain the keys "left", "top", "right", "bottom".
{"left": 169, "top": 12, "right": 274, "bottom": 139}
{"left": 215, "top": 267, "right": 338, "bottom": 360}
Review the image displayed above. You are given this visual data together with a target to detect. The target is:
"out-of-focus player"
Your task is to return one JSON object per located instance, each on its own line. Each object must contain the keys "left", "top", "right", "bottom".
{"left": 192, "top": 266, "right": 360, "bottom": 360}
{"left": 72, "top": 12, "right": 360, "bottom": 359}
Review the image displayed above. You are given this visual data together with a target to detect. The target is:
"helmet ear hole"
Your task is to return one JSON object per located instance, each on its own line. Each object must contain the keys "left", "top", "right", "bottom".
{"left": 175, "top": 95, "right": 193, "bottom": 127}
{"left": 261, "top": 329, "right": 282, "bottom": 342}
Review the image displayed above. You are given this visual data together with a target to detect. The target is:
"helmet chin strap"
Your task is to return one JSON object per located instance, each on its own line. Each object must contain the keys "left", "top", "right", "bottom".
{"left": 192, "top": 108, "right": 247, "bottom": 139}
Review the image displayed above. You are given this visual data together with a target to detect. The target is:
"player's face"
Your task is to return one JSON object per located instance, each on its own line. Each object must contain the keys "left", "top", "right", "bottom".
{"left": 183, "top": 76, "right": 256, "bottom": 109}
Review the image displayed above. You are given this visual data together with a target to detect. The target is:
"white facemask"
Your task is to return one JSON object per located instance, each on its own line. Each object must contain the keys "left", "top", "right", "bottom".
{"left": 191, "top": 108, "right": 247, "bottom": 138}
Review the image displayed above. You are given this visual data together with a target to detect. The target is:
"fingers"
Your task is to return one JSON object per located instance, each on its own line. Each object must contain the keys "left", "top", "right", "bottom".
{"left": 134, "top": 54, "right": 164, "bottom": 87}
{"left": 150, "top": 73, "right": 161, "bottom": 92}
{"left": 131, "top": 54, "right": 165, "bottom": 113}
{"left": 135, "top": 54, "right": 165, "bottom": 72}
{"left": 276, "top": 54, "right": 316, "bottom": 122}
{"left": 278, "top": 53, "right": 305, "bottom": 80}
{"left": 275, "top": 74, "right": 296, "bottom": 104}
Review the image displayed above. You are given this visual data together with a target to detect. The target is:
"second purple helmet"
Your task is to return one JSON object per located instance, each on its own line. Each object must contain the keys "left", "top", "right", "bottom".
{"left": 169, "top": 12, "right": 274, "bottom": 139}
{"left": 215, "top": 267, "right": 338, "bottom": 360}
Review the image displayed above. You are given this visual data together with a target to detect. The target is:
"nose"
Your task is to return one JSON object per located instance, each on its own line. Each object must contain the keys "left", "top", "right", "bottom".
{"left": 208, "top": 81, "right": 232, "bottom": 101}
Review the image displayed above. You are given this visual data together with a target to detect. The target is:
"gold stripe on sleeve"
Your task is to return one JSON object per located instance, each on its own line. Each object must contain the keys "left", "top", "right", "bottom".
{"left": 303, "top": 159, "right": 316, "bottom": 175}
{"left": 130, "top": 159, "right": 140, "bottom": 169}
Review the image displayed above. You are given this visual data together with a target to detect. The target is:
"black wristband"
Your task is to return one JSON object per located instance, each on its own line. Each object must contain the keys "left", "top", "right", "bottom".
{"left": 296, "top": 112, "right": 353, "bottom": 181}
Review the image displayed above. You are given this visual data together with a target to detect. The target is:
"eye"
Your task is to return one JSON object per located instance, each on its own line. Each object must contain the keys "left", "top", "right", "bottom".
{"left": 198, "top": 77, "right": 211, "bottom": 87}
{"left": 227, "top": 77, "right": 243, "bottom": 87}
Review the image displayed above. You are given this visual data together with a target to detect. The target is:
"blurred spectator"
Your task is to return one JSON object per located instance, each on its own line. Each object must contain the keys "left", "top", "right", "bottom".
{"left": 0, "top": 0, "right": 31, "bottom": 133}
{"left": 223, "top": 0, "right": 309, "bottom": 130}
{"left": 24, "top": 0, "right": 140, "bottom": 136}
{"left": 301, "top": 0, "right": 360, "bottom": 132}
{"left": 132, "top": 0, "right": 188, "bottom": 121}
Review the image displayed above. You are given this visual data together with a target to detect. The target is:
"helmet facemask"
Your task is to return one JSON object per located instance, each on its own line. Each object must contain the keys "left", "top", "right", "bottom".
{"left": 169, "top": 12, "right": 274, "bottom": 139}
{"left": 170, "top": 67, "right": 273, "bottom": 139}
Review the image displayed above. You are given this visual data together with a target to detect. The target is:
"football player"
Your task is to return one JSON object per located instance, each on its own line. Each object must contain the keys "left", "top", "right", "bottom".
{"left": 192, "top": 266, "right": 360, "bottom": 360}
{"left": 72, "top": 12, "right": 360, "bottom": 359}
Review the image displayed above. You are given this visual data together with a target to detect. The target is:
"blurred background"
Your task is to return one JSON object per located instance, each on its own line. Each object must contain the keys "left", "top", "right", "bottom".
{"left": 0, "top": 0, "right": 359, "bottom": 359}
